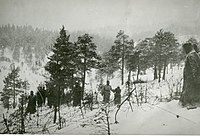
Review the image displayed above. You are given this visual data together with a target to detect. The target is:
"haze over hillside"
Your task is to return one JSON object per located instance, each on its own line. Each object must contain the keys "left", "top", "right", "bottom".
{"left": 0, "top": 0, "right": 199, "bottom": 40}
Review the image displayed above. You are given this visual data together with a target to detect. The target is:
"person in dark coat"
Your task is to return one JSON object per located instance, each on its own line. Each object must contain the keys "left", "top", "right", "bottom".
{"left": 180, "top": 43, "right": 200, "bottom": 107}
{"left": 114, "top": 86, "right": 121, "bottom": 105}
{"left": 73, "top": 82, "right": 82, "bottom": 106}
{"left": 65, "top": 89, "right": 72, "bottom": 106}
{"left": 26, "top": 91, "right": 36, "bottom": 114}
{"left": 47, "top": 89, "right": 54, "bottom": 108}
{"left": 37, "top": 85, "right": 46, "bottom": 107}
{"left": 102, "top": 81, "right": 112, "bottom": 104}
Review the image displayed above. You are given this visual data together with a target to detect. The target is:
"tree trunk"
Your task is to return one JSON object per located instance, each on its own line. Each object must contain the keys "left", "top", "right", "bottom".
{"left": 162, "top": 58, "right": 167, "bottom": 80}
{"left": 13, "top": 77, "right": 16, "bottom": 108}
{"left": 170, "top": 63, "right": 173, "bottom": 74}
{"left": 166, "top": 63, "right": 169, "bottom": 74}
{"left": 71, "top": 72, "right": 74, "bottom": 104}
{"left": 20, "top": 96, "right": 25, "bottom": 134}
{"left": 145, "top": 84, "right": 148, "bottom": 103}
{"left": 3, "top": 114, "right": 10, "bottom": 133}
{"left": 121, "top": 38, "right": 125, "bottom": 85}
{"left": 82, "top": 59, "right": 86, "bottom": 100}
{"left": 137, "top": 54, "right": 140, "bottom": 81}
{"left": 121, "top": 56, "right": 124, "bottom": 85}
{"left": 71, "top": 73, "right": 73, "bottom": 88}
{"left": 154, "top": 61, "right": 158, "bottom": 80}
{"left": 58, "top": 106, "right": 61, "bottom": 129}
{"left": 53, "top": 105, "right": 57, "bottom": 124}
{"left": 58, "top": 84, "right": 61, "bottom": 129}
{"left": 158, "top": 53, "right": 162, "bottom": 82}
{"left": 82, "top": 44, "right": 87, "bottom": 100}
{"left": 158, "top": 66, "right": 161, "bottom": 83}
{"left": 128, "top": 70, "right": 131, "bottom": 92}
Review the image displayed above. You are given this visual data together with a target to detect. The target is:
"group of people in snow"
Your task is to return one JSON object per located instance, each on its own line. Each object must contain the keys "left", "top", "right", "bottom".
{"left": 25, "top": 80, "right": 121, "bottom": 116}
{"left": 99, "top": 80, "right": 121, "bottom": 105}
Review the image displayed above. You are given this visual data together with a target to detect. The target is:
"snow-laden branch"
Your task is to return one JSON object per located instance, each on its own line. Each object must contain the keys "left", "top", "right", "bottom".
{"left": 114, "top": 85, "right": 136, "bottom": 123}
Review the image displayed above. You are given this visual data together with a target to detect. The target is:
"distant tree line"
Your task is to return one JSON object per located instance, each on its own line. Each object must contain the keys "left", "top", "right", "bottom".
{"left": 0, "top": 24, "right": 57, "bottom": 66}
{"left": 0, "top": 25, "right": 114, "bottom": 66}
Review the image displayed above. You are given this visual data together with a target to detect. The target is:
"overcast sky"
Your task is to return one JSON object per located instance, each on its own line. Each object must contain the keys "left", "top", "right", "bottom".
{"left": 0, "top": 0, "right": 199, "bottom": 35}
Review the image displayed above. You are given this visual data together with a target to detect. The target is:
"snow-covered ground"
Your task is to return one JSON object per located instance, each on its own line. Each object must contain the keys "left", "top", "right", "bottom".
{"left": 53, "top": 100, "right": 200, "bottom": 135}
{"left": 112, "top": 100, "right": 200, "bottom": 135}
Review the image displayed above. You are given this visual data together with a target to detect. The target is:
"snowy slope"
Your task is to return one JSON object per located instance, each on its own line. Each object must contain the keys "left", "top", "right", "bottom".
{"left": 0, "top": 48, "right": 46, "bottom": 93}
{"left": 112, "top": 100, "right": 200, "bottom": 135}
{"left": 53, "top": 100, "right": 200, "bottom": 135}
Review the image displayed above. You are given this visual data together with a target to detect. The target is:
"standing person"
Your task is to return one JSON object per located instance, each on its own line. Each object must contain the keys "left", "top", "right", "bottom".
{"left": 73, "top": 82, "right": 82, "bottom": 106}
{"left": 47, "top": 89, "right": 54, "bottom": 108}
{"left": 114, "top": 86, "right": 121, "bottom": 105}
{"left": 26, "top": 91, "right": 36, "bottom": 115}
{"left": 98, "top": 83, "right": 104, "bottom": 95}
{"left": 65, "top": 89, "right": 71, "bottom": 106}
{"left": 180, "top": 43, "right": 200, "bottom": 107}
{"left": 102, "top": 81, "right": 113, "bottom": 104}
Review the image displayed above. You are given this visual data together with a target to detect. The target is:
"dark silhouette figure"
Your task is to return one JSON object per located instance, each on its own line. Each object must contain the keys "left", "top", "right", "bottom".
{"left": 114, "top": 86, "right": 121, "bottom": 105}
{"left": 73, "top": 82, "right": 82, "bottom": 106}
{"left": 26, "top": 91, "right": 36, "bottom": 114}
{"left": 37, "top": 86, "right": 46, "bottom": 107}
{"left": 47, "top": 89, "right": 54, "bottom": 108}
{"left": 180, "top": 43, "right": 200, "bottom": 107}
{"left": 102, "top": 81, "right": 112, "bottom": 103}
{"left": 65, "top": 90, "right": 72, "bottom": 106}
{"left": 94, "top": 91, "right": 98, "bottom": 104}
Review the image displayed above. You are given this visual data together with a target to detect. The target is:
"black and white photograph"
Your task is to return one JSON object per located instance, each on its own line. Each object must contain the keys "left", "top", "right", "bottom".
{"left": 0, "top": 0, "right": 200, "bottom": 135}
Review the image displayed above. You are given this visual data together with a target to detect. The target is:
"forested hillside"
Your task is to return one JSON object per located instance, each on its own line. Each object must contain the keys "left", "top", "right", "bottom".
{"left": 0, "top": 25, "right": 57, "bottom": 64}
{"left": 0, "top": 25, "right": 114, "bottom": 62}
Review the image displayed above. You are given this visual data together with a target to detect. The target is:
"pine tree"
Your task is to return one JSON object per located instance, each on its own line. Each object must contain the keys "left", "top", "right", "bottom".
{"left": 153, "top": 29, "right": 178, "bottom": 81}
{"left": 100, "top": 31, "right": 134, "bottom": 84}
{"left": 134, "top": 38, "right": 154, "bottom": 80}
{"left": 114, "top": 30, "right": 129, "bottom": 85}
{"left": 97, "top": 48, "right": 121, "bottom": 81}
{"left": 76, "top": 34, "right": 101, "bottom": 100}
{"left": 45, "top": 26, "right": 71, "bottom": 125}
{"left": 45, "top": 26, "right": 85, "bottom": 127}
{"left": 1, "top": 64, "right": 24, "bottom": 109}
